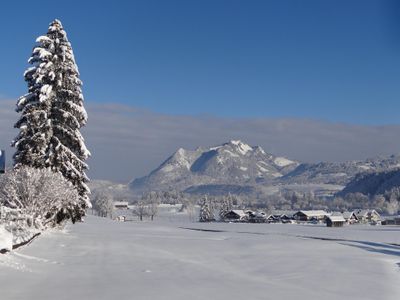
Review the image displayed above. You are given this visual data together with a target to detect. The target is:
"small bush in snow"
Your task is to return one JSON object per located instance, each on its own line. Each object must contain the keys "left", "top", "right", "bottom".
{"left": 0, "top": 166, "right": 80, "bottom": 228}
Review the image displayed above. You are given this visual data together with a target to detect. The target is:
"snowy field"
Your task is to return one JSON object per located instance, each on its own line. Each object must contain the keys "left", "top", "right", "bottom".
{"left": 1, "top": 212, "right": 400, "bottom": 300}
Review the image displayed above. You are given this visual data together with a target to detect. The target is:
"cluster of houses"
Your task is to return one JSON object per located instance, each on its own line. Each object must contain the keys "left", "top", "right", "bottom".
{"left": 109, "top": 200, "right": 399, "bottom": 227}
{"left": 222, "top": 209, "right": 383, "bottom": 227}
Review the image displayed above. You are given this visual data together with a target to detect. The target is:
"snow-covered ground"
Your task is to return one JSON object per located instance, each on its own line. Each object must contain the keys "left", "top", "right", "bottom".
{"left": 1, "top": 214, "right": 400, "bottom": 300}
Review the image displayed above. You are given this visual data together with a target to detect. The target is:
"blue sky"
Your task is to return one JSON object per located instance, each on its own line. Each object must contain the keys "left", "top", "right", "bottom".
{"left": 1, "top": 0, "right": 400, "bottom": 124}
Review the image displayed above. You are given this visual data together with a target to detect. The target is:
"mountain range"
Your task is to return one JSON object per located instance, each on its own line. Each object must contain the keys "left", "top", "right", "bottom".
{"left": 337, "top": 169, "right": 400, "bottom": 197}
{"left": 129, "top": 140, "right": 400, "bottom": 197}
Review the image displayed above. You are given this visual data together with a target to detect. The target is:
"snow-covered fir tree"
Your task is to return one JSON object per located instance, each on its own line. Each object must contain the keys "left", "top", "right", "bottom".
{"left": 199, "top": 195, "right": 214, "bottom": 222}
{"left": 13, "top": 19, "right": 90, "bottom": 222}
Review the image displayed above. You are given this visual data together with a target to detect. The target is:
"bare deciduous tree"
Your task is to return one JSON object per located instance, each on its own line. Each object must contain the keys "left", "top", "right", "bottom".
{"left": 133, "top": 201, "right": 148, "bottom": 221}
{"left": 91, "top": 190, "right": 114, "bottom": 218}
{"left": 148, "top": 202, "right": 159, "bottom": 221}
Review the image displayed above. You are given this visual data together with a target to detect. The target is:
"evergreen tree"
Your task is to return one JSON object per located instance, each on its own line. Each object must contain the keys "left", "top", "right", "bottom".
{"left": 219, "top": 193, "right": 233, "bottom": 221}
{"left": 199, "top": 195, "right": 214, "bottom": 222}
{"left": 13, "top": 19, "right": 90, "bottom": 222}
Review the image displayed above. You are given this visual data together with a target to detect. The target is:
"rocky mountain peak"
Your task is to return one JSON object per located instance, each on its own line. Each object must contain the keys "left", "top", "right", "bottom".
{"left": 130, "top": 140, "right": 299, "bottom": 194}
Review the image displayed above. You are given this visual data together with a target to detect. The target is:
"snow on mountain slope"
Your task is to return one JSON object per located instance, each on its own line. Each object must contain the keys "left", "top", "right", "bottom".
{"left": 88, "top": 179, "right": 133, "bottom": 201}
{"left": 274, "top": 157, "right": 295, "bottom": 167}
{"left": 230, "top": 139, "right": 252, "bottom": 155}
{"left": 156, "top": 148, "right": 202, "bottom": 174}
{"left": 129, "top": 140, "right": 400, "bottom": 197}
{"left": 129, "top": 140, "right": 299, "bottom": 195}
{"left": 281, "top": 154, "right": 400, "bottom": 186}
{"left": 338, "top": 169, "right": 400, "bottom": 197}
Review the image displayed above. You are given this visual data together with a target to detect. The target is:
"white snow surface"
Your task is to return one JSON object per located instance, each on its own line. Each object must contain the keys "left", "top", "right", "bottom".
{"left": 1, "top": 215, "right": 400, "bottom": 300}
{"left": 0, "top": 225, "right": 13, "bottom": 252}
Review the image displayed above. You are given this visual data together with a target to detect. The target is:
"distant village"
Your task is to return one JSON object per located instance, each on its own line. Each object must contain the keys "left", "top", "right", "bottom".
{"left": 109, "top": 200, "right": 400, "bottom": 227}
{"left": 218, "top": 209, "right": 390, "bottom": 227}
{"left": 202, "top": 207, "right": 400, "bottom": 227}
{"left": 87, "top": 182, "right": 400, "bottom": 227}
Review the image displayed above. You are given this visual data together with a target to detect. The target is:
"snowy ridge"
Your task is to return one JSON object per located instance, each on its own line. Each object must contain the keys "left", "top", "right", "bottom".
{"left": 338, "top": 169, "right": 400, "bottom": 197}
{"left": 281, "top": 154, "right": 400, "bottom": 186}
{"left": 274, "top": 157, "right": 295, "bottom": 167}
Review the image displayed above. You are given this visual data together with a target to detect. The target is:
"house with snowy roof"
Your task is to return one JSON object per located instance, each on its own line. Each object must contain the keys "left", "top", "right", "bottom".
{"left": 330, "top": 211, "right": 358, "bottom": 224}
{"left": 114, "top": 201, "right": 129, "bottom": 209}
{"left": 248, "top": 211, "right": 267, "bottom": 223}
{"left": 326, "top": 215, "right": 346, "bottom": 227}
{"left": 270, "top": 210, "right": 296, "bottom": 218}
{"left": 265, "top": 211, "right": 295, "bottom": 223}
{"left": 224, "top": 210, "right": 248, "bottom": 222}
{"left": 354, "top": 209, "right": 381, "bottom": 224}
{"left": 293, "top": 210, "right": 329, "bottom": 222}
{"left": 266, "top": 214, "right": 280, "bottom": 223}
{"left": 342, "top": 211, "right": 358, "bottom": 224}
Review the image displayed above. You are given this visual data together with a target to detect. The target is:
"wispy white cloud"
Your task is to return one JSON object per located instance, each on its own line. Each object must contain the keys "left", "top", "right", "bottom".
{"left": 1, "top": 99, "right": 400, "bottom": 183}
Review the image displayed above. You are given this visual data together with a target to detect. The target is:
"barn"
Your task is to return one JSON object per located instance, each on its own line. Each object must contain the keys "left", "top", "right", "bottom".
{"left": 326, "top": 215, "right": 346, "bottom": 227}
